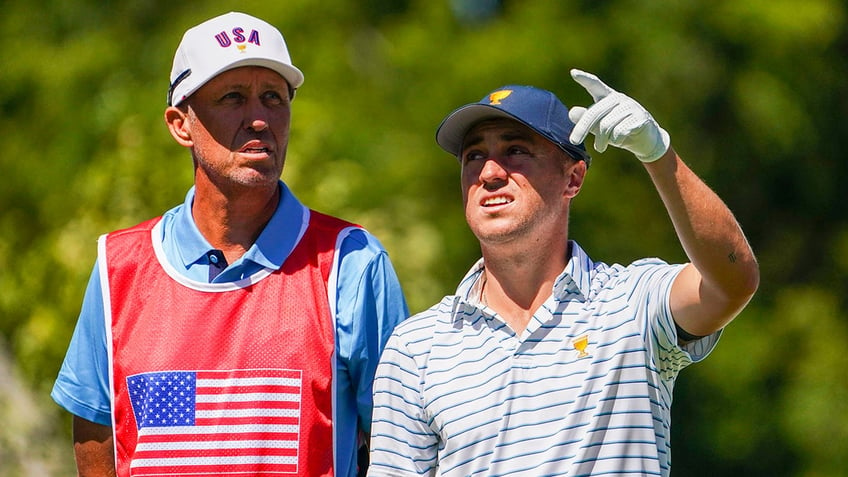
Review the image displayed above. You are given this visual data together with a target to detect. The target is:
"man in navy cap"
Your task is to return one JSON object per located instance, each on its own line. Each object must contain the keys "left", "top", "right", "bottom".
{"left": 367, "top": 70, "right": 759, "bottom": 476}
{"left": 51, "top": 12, "right": 408, "bottom": 477}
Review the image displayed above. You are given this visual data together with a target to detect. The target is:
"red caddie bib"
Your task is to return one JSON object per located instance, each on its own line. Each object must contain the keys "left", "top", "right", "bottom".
{"left": 102, "top": 210, "right": 356, "bottom": 477}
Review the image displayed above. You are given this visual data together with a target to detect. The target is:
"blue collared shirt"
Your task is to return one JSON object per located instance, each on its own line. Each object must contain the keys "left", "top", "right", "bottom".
{"left": 52, "top": 182, "right": 408, "bottom": 476}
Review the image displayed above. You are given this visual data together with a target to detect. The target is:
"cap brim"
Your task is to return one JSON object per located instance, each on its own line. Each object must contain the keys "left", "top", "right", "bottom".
{"left": 435, "top": 103, "right": 590, "bottom": 164}
{"left": 435, "top": 104, "right": 518, "bottom": 156}
{"left": 206, "top": 57, "right": 304, "bottom": 91}
{"left": 174, "top": 58, "right": 304, "bottom": 106}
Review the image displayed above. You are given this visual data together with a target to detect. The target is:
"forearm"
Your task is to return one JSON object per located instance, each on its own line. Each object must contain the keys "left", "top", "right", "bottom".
{"left": 646, "top": 148, "right": 759, "bottom": 329}
{"left": 73, "top": 416, "right": 116, "bottom": 477}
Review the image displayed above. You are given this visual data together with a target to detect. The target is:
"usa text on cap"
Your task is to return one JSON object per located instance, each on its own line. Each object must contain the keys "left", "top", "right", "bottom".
{"left": 168, "top": 12, "right": 304, "bottom": 106}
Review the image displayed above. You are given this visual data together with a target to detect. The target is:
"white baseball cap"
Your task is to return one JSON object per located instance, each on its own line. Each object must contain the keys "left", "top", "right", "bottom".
{"left": 167, "top": 12, "right": 304, "bottom": 106}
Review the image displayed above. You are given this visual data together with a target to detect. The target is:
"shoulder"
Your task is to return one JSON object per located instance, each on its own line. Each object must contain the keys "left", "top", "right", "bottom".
{"left": 109, "top": 200, "right": 185, "bottom": 239}
{"left": 308, "top": 209, "right": 358, "bottom": 231}
{"left": 602, "top": 257, "right": 678, "bottom": 282}
{"left": 106, "top": 216, "right": 162, "bottom": 239}
{"left": 388, "top": 297, "right": 457, "bottom": 348}
{"left": 308, "top": 210, "right": 386, "bottom": 252}
{"left": 619, "top": 257, "right": 683, "bottom": 288}
{"left": 101, "top": 217, "right": 165, "bottom": 263}
{"left": 583, "top": 254, "right": 681, "bottom": 298}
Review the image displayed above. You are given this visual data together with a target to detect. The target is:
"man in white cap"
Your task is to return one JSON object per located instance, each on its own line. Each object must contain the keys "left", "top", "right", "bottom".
{"left": 52, "top": 12, "right": 408, "bottom": 477}
{"left": 367, "top": 73, "right": 759, "bottom": 476}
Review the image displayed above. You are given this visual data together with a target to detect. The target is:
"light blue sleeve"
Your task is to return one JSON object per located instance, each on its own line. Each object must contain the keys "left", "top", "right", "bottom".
{"left": 333, "top": 228, "right": 409, "bottom": 467}
{"left": 50, "top": 260, "right": 112, "bottom": 425}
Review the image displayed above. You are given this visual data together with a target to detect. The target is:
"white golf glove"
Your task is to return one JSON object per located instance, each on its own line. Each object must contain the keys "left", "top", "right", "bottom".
{"left": 568, "top": 69, "right": 671, "bottom": 163}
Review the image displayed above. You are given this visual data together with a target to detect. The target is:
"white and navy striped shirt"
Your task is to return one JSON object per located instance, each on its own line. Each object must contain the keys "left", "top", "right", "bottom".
{"left": 368, "top": 241, "right": 719, "bottom": 477}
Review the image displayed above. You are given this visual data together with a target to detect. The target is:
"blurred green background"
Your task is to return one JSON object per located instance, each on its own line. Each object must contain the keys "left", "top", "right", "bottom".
{"left": 1, "top": 0, "right": 846, "bottom": 475}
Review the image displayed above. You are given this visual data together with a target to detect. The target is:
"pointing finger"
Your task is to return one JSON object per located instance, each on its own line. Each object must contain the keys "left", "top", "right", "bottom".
{"left": 570, "top": 69, "right": 614, "bottom": 102}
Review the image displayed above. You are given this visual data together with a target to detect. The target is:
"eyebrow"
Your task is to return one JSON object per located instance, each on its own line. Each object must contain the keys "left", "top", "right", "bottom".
{"left": 224, "top": 82, "right": 288, "bottom": 92}
{"left": 213, "top": 76, "right": 290, "bottom": 91}
{"left": 461, "top": 127, "right": 536, "bottom": 152}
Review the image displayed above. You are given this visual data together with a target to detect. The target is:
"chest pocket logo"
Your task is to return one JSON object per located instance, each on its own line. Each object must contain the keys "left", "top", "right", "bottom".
{"left": 573, "top": 335, "right": 590, "bottom": 359}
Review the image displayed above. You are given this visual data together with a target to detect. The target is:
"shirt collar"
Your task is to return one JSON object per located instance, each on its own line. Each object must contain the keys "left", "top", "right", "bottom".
{"left": 172, "top": 181, "right": 308, "bottom": 271}
{"left": 454, "top": 240, "right": 592, "bottom": 303}
{"left": 556, "top": 240, "right": 592, "bottom": 300}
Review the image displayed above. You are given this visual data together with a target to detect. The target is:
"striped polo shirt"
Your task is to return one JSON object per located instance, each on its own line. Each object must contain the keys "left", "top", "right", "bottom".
{"left": 368, "top": 241, "right": 720, "bottom": 477}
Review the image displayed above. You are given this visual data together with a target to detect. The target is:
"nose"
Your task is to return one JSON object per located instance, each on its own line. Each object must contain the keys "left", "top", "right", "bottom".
{"left": 247, "top": 118, "right": 268, "bottom": 131}
{"left": 244, "top": 98, "right": 269, "bottom": 132}
{"left": 479, "top": 157, "right": 508, "bottom": 187}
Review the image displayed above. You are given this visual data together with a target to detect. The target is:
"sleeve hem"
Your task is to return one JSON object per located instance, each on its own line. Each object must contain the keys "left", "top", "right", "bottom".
{"left": 50, "top": 385, "right": 111, "bottom": 426}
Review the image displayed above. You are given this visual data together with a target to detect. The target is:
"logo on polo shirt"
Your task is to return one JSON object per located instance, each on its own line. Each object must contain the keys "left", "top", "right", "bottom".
{"left": 573, "top": 334, "right": 590, "bottom": 359}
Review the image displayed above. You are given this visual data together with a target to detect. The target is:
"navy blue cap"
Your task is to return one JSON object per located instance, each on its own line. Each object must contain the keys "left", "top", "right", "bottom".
{"left": 435, "top": 85, "right": 590, "bottom": 166}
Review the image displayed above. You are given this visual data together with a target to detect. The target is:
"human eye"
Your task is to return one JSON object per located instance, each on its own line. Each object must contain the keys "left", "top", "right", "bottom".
{"left": 218, "top": 91, "right": 245, "bottom": 104}
{"left": 461, "top": 150, "right": 485, "bottom": 164}
{"left": 506, "top": 145, "right": 531, "bottom": 157}
{"left": 261, "top": 90, "right": 287, "bottom": 105}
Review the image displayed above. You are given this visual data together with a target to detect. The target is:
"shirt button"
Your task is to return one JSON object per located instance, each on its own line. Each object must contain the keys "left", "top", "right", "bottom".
{"left": 209, "top": 253, "right": 219, "bottom": 264}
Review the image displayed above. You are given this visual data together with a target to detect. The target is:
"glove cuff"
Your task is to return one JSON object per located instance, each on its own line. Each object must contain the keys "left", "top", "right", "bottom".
{"left": 636, "top": 127, "right": 671, "bottom": 163}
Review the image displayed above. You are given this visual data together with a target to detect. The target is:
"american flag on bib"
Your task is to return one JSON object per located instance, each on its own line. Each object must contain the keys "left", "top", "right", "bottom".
{"left": 126, "top": 368, "right": 302, "bottom": 475}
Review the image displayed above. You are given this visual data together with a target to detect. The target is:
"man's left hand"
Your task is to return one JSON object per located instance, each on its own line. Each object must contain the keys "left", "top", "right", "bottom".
{"left": 568, "top": 69, "right": 671, "bottom": 163}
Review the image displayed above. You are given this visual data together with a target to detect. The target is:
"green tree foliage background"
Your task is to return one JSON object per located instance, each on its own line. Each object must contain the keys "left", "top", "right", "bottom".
{"left": 1, "top": 0, "right": 846, "bottom": 475}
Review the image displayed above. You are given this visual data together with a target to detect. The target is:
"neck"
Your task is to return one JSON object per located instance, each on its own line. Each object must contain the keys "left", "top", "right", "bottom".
{"left": 479, "top": 239, "right": 569, "bottom": 335}
{"left": 191, "top": 180, "right": 281, "bottom": 264}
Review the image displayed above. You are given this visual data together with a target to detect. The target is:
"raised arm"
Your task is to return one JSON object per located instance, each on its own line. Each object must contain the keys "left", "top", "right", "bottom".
{"left": 568, "top": 69, "right": 759, "bottom": 340}
{"left": 645, "top": 147, "right": 759, "bottom": 337}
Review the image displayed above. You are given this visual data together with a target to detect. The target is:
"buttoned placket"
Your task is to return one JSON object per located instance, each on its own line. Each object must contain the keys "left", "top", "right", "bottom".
{"left": 207, "top": 250, "right": 228, "bottom": 281}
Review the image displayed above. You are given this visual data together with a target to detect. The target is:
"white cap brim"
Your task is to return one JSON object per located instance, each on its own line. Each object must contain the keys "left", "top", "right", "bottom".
{"left": 168, "top": 12, "right": 304, "bottom": 106}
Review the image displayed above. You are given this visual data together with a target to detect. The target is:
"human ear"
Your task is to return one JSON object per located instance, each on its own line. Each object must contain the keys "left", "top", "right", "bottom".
{"left": 164, "top": 106, "right": 193, "bottom": 147}
{"left": 564, "top": 160, "right": 587, "bottom": 199}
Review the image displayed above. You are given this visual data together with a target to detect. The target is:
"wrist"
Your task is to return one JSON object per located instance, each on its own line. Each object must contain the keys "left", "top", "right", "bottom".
{"left": 636, "top": 128, "right": 671, "bottom": 163}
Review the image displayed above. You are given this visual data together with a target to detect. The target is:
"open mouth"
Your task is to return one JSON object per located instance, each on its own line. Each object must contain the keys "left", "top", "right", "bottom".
{"left": 242, "top": 146, "right": 270, "bottom": 154}
{"left": 240, "top": 140, "right": 272, "bottom": 154}
{"left": 482, "top": 196, "right": 513, "bottom": 207}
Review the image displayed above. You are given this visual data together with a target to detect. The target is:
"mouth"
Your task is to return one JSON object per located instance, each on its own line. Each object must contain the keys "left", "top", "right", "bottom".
{"left": 481, "top": 195, "right": 513, "bottom": 207}
{"left": 240, "top": 146, "right": 271, "bottom": 155}
{"left": 240, "top": 141, "right": 273, "bottom": 155}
